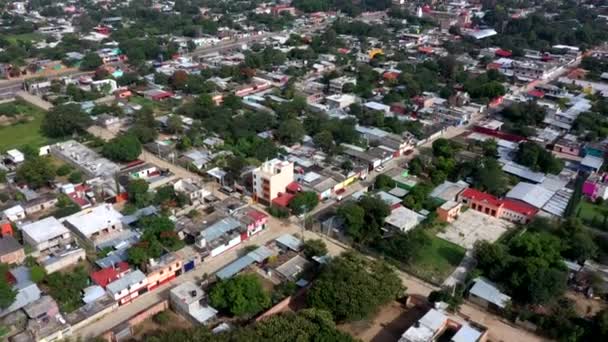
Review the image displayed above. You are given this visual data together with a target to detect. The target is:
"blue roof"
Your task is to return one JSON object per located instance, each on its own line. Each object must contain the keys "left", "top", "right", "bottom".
{"left": 202, "top": 217, "right": 241, "bottom": 242}
{"left": 96, "top": 248, "right": 128, "bottom": 269}
{"left": 276, "top": 234, "right": 302, "bottom": 251}
{"left": 216, "top": 246, "right": 275, "bottom": 280}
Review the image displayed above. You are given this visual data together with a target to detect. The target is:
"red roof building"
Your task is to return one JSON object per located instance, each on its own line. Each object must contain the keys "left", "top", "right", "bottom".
{"left": 272, "top": 192, "right": 294, "bottom": 208}
{"left": 286, "top": 181, "right": 302, "bottom": 194}
{"left": 91, "top": 262, "right": 131, "bottom": 288}
{"left": 495, "top": 49, "right": 512, "bottom": 58}
{"left": 527, "top": 89, "right": 545, "bottom": 98}
{"left": 457, "top": 188, "right": 536, "bottom": 224}
{"left": 0, "top": 221, "right": 13, "bottom": 237}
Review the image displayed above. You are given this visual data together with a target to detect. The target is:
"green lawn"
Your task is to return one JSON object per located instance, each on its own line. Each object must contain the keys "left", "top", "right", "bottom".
{"left": 0, "top": 101, "right": 48, "bottom": 152}
{"left": 407, "top": 233, "right": 466, "bottom": 285}
{"left": 5, "top": 32, "right": 45, "bottom": 44}
{"left": 576, "top": 199, "right": 608, "bottom": 230}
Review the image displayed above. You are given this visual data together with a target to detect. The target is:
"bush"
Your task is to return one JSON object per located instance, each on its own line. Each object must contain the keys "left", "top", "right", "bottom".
{"left": 56, "top": 164, "right": 73, "bottom": 177}
{"left": 268, "top": 205, "right": 289, "bottom": 218}
{"left": 153, "top": 311, "right": 171, "bottom": 324}
{"left": 29, "top": 265, "right": 46, "bottom": 283}
{"left": 68, "top": 171, "right": 83, "bottom": 184}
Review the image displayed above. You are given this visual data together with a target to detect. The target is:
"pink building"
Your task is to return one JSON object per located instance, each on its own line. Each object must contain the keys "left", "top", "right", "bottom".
{"left": 583, "top": 173, "right": 608, "bottom": 200}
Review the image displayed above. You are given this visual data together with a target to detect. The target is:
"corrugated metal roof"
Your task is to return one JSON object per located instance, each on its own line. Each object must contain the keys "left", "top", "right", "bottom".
{"left": 502, "top": 162, "right": 546, "bottom": 183}
{"left": 216, "top": 246, "right": 275, "bottom": 280}
{"left": 469, "top": 277, "right": 510, "bottom": 309}
{"left": 276, "top": 234, "right": 302, "bottom": 252}
{"left": 506, "top": 182, "right": 554, "bottom": 209}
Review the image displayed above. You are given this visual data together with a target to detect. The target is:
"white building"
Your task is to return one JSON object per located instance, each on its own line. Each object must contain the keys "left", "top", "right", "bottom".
{"left": 170, "top": 281, "right": 218, "bottom": 325}
{"left": 21, "top": 217, "right": 72, "bottom": 254}
{"left": 61, "top": 204, "right": 123, "bottom": 246}
{"left": 252, "top": 159, "right": 294, "bottom": 204}
{"left": 6, "top": 149, "right": 24, "bottom": 164}
{"left": 3, "top": 205, "right": 26, "bottom": 222}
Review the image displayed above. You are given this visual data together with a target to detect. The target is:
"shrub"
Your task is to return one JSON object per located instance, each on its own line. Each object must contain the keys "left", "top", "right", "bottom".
{"left": 56, "top": 164, "right": 73, "bottom": 177}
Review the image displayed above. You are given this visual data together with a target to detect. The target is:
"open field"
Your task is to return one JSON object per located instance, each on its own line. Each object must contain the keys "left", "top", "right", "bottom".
{"left": 5, "top": 32, "right": 45, "bottom": 44}
{"left": 0, "top": 101, "right": 48, "bottom": 151}
{"left": 576, "top": 199, "right": 608, "bottom": 230}
{"left": 407, "top": 233, "right": 466, "bottom": 285}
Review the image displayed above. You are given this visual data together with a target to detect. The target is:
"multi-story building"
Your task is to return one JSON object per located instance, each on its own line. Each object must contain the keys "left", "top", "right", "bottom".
{"left": 252, "top": 159, "right": 294, "bottom": 204}
{"left": 145, "top": 253, "right": 183, "bottom": 291}
{"left": 106, "top": 270, "right": 148, "bottom": 305}
{"left": 170, "top": 281, "right": 218, "bottom": 325}
{"left": 61, "top": 204, "right": 124, "bottom": 247}
{"left": 21, "top": 217, "right": 73, "bottom": 254}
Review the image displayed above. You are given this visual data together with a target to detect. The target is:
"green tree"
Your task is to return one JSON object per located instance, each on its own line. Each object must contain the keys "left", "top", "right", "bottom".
{"left": 68, "top": 171, "right": 83, "bottom": 184}
{"left": 29, "top": 265, "right": 46, "bottom": 283}
{"left": 209, "top": 274, "right": 271, "bottom": 317}
{"left": 374, "top": 174, "right": 396, "bottom": 190}
{"left": 15, "top": 157, "right": 56, "bottom": 189}
{"left": 307, "top": 252, "right": 403, "bottom": 322}
{"left": 166, "top": 115, "right": 184, "bottom": 134}
{"left": 289, "top": 191, "right": 319, "bottom": 215}
{"left": 0, "top": 264, "right": 16, "bottom": 309}
{"left": 302, "top": 239, "right": 328, "bottom": 258}
{"left": 432, "top": 138, "right": 454, "bottom": 158}
{"left": 276, "top": 119, "right": 305, "bottom": 145}
{"left": 42, "top": 104, "right": 91, "bottom": 138}
{"left": 127, "top": 179, "right": 150, "bottom": 207}
{"left": 313, "top": 130, "right": 335, "bottom": 154}
{"left": 80, "top": 52, "right": 103, "bottom": 71}
{"left": 102, "top": 134, "right": 142, "bottom": 162}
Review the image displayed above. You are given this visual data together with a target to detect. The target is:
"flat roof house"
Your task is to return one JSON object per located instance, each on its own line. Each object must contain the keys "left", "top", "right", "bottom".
{"left": 385, "top": 206, "right": 426, "bottom": 233}
{"left": 0, "top": 236, "right": 25, "bottom": 265}
{"left": 468, "top": 277, "right": 511, "bottom": 311}
{"left": 196, "top": 217, "right": 244, "bottom": 258}
{"left": 21, "top": 217, "right": 72, "bottom": 254}
{"left": 61, "top": 204, "right": 123, "bottom": 246}
{"left": 399, "top": 308, "right": 488, "bottom": 342}
{"left": 106, "top": 270, "right": 148, "bottom": 306}
{"left": 170, "top": 281, "right": 218, "bottom": 325}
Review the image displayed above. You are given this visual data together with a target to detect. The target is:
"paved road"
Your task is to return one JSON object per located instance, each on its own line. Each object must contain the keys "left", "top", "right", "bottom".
{"left": 73, "top": 214, "right": 301, "bottom": 338}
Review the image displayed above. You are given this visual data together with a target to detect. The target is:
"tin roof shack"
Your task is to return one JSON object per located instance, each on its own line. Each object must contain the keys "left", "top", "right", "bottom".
{"left": 170, "top": 281, "right": 217, "bottom": 325}
{"left": 144, "top": 253, "right": 183, "bottom": 291}
{"left": 61, "top": 204, "right": 124, "bottom": 247}
{"left": 468, "top": 277, "right": 511, "bottom": 312}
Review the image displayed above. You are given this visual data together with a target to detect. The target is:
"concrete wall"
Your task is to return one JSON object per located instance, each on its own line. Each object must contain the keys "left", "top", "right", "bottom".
{"left": 127, "top": 300, "right": 169, "bottom": 326}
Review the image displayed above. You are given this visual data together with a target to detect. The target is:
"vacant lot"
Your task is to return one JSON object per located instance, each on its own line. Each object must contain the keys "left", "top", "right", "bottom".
{"left": 132, "top": 309, "right": 192, "bottom": 339}
{"left": 437, "top": 209, "right": 513, "bottom": 249}
{"left": 576, "top": 199, "right": 608, "bottom": 230}
{"left": 407, "top": 233, "right": 466, "bottom": 285}
{"left": 339, "top": 301, "right": 427, "bottom": 342}
{"left": 0, "top": 101, "right": 48, "bottom": 151}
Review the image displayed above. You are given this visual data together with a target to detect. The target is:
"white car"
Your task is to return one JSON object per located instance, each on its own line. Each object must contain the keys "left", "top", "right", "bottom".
{"left": 375, "top": 165, "right": 385, "bottom": 172}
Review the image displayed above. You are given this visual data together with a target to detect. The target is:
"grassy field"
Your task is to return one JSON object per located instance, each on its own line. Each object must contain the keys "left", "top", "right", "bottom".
{"left": 407, "top": 233, "right": 466, "bottom": 285}
{"left": 5, "top": 32, "right": 45, "bottom": 44}
{"left": 0, "top": 101, "right": 48, "bottom": 152}
{"left": 576, "top": 199, "right": 608, "bottom": 230}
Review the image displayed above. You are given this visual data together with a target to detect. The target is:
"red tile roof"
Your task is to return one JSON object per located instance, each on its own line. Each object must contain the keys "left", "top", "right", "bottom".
{"left": 247, "top": 209, "right": 268, "bottom": 222}
{"left": 495, "top": 49, "right": 512, "bottom": 57}
{"left": 91, "top": 262, "right": 130, "bottom": 288}
{"left": 460, "top": 188, "right": 503, "bottom": 207}
{"left": 502, "top": 199, "right": 538, "bottom": 217}
{"left": 527, "top": 90, "right": 545, "bottom": 98}
{"left": 286, "top": 181, "right": 302, "bottom": 193}
{"left": 272, "top": 193, "right": 294, "bottom": 208}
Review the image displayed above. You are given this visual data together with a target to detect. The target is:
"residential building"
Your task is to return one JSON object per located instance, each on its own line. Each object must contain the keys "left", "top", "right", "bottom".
{"left": 329, "top": 76, "right": 357, "bottom": 94}
{"left": 385, "top": 206, "right": 426, "bottom": 233}
{"left": 1, "top": 266, "right": 42, "bottom": 317}
{"left": 436, "top": 201, "right": 462, "bottom": 223}
{"left": 234, "top": 207, "right": 269, "bottom": 238}
{"left": 174, "top": 179, "right": 210, "bottom": 203}
{"left": 457, "top": 188, "right": 538, "bottom": 224}
{"left": 90, "top": 262, "right": 131, "bottom": 289}
{"left": 3, "top": 205, "right": 25, "bottom": 222}
{"left": 106, "top": 270, "right": 148, "bottom": 305}
{"left": 21, "top": 217, "right": 72, "bottom": 254}
{"left": 252, "top": 159, "right": 294, "bottom": 204}
{"left": 15, "top": 295, "right": 71, "bottom": 342}
{"left": 170, "top": 281, "right": 218, "bottom": 325}
{"left": 326, "top": 94, "right": 358, "bottom": 109}
{"left": 0, "top": 236, "right": 25, "bottom": 264}
{"left": 583, "top": 173, "right": 608, "bottom": 200}
{"left": 399, "top": 307, "right": 488, "bottom": 342}
{"left": 61, "top": 204, "right": 124, "bottom": 246}
{"left": 216, "top": 246, "right": 275, "bottom": 280}
{"left": 23, "top": 194, "right": 58, "bottom": 216}
{"left": 196, "top": 217, "right": 244, "bottom": 257}
{"left": 145, "top": 253, "right": 183, "bottom": 291}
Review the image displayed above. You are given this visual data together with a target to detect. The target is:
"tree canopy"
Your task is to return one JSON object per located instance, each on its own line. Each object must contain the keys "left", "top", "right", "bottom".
{"left": 15, "top": 156, "right": 56, "bottom": 189}
{"left": 209, "top": 274, "right": 271, "bottom": 317}
{"left": 101, "top": 134, "right": 143, "bottom": 162}
{"left": 307, "top": 252, "right": 403, "bottom": 322}
{"left": 41, "top": 103, "right": 91, "bottom": 138}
